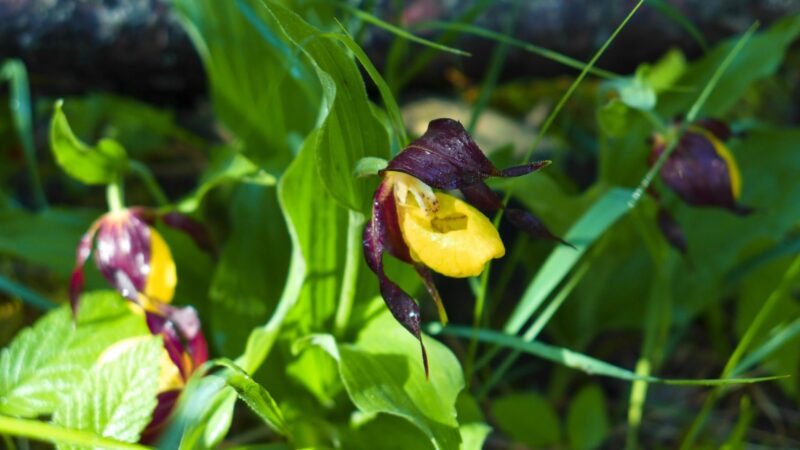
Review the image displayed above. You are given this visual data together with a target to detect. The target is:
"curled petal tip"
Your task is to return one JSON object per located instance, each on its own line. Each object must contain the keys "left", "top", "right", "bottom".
{"left": 420, "top": 339, "right": 429, "bottom": 380}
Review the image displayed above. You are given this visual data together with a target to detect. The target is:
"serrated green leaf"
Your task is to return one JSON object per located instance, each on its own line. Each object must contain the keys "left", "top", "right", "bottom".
{"left": 52, "top": 336, "right": 162, "bottom": 449}
{"left": 0, "top": 291, "right": 149, "bottom": 417}
{"left": 566, "top": 384, "right": 609, "bottom": 450}
{"left": 49, "top": 100, "right": 129, "bottom": 185}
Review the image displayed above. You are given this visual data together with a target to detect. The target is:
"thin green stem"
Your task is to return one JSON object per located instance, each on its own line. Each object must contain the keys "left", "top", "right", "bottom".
{"left": 129, "top": 160, "right": 169, "bottom": 206}
{"left": 2, "top": 433, "right": 17, "bottom": 450}
{"left": 2, "top": 60, "right": 47, "bottom": 210}
{"left": 463, "top": 0, "right": 522, "bottom": 383}
{"left": 680, "top": 253, "right": 800, "bottom": 449}
{"left": 106, "top": 179, "right": 125, "bottom": 213}
{"left": 417, "top": 21, "right": 621, "bottom": 80}
{"left": 466, "top": 0, "right": 522, "bottom": 134}
{"left": 334, "top": 210, "right": 365, "bottom": 337}
{"left": 626, "top": 211, "right": 674, "bottom": 450}
{"left": 468, "top": 0, "right": 644, "bottom": 395}
{"left": 0, "top": 415, "right": 151, "bottom": 450}
{"left": 464, "top": 262, "right": 491, "bottom": 384}
{"left": 498, "top": 0, "right": 645, "bottom": 213}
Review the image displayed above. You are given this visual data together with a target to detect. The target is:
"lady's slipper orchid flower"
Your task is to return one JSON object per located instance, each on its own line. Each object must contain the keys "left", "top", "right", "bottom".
{"left": 650, "top": 119, "right": 751, "bottom": 215}
{"left": 649, "top": 119, "right": 752, "bottom": 252}
{"left": 70, "top": 207, "right": 212, "bottom": 312}
{"left": 364, "top": 118, "right": 567, "bottom": 374}
{"left": 70, "top": 207, "right": 213, "bottom": 342}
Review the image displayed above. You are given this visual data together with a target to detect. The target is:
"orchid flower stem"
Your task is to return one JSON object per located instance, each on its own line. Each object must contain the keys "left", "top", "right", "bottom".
{"left": 130, "top": 160, "right": 169, "bottom": 206}
{"left": 680, "top": 253, "right": 800, "bottom": 449}
{"left": 106, "top": 179, "right": 125, "bottom": 213}
{"left": 334, "top": 210, "right": 366, "bottom": 338}
{"left": 2, "top": 434, "right": 17, "bottom": 450}
{"left": 464, "top": 263, "right": 492, "bottom": 384}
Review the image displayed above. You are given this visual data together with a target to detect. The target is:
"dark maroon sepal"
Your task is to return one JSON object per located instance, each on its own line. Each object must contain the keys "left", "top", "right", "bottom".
{"left": 505, "top": 208, "right": 574, "bottom": 248}
{"left": 694, "top": 118, "right": 732, "bottom": 141}
{"left": 69, "top": 221, "right": 102, "bottom": 318}
{"left": 384, "top": 118, "right": 549, "bottom": 190}
{"left": 657, "top": 208, "right": 688, "bottom": 254}
{"left": 460, "top": 182, "right": 571, "bottom": 247}
{"left": 655, "top": 131, "right": 751, "bottom": 214}
{"left": 161, "top": 211, "right": 216, "bottom": 257}
{"left": 459, "top": 182, "right": 503, "bottom": 214}
{"left": 69, "top": 268, "right": 85, "bottom": 319}
{"left": 363, "top": 184, "right": 428, "bottom": 376}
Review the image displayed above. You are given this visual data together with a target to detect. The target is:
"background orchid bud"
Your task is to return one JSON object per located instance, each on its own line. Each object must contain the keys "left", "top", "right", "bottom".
{"left": 70, "top": 208, "right": 214, "bottom": 316}
{"left": 650, "top": 120, "right": 752, "bottom": 215}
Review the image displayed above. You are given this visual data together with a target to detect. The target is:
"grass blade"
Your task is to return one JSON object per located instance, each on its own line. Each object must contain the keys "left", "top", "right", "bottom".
{"left": 730, "top": 317, "right": 800, "bottom": 377}
{"left": 325, "top": 26, "right": 408, "bottom": 145}
{"left": 417, "top": 21, "right": 620, "bottom": 80}
{"left": 681, "top": 252, "right": 800, "bottom": 449}
{"left": 431, "top": 324, "right": 784, "bottom": 386}
{"left": 645, "top": 0, "right": 708, "bottom": 51}
{"left": 341, "top": 6, "right": 470, "bottom": 56}
{"left": 1, "top": 60, "right": 47, "bottom": 209}
{"left": 504, "top": 188, "right": 633, "bottom": 333}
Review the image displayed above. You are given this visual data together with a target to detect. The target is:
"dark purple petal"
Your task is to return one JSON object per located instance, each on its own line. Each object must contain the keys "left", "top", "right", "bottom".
{"left": 364, "top": 183, "right": 429, "bottom": 376}
{"left": 140, "top": 389, "right": 181, "bottom": 444}
{"left": 93, "top": 212, "right": 152, "bottom": 297}
{"left": 654, "top": 131, "right": 750, "bottom": 214}
{"left": 459, "top": 182, "right": 503, "bottom": 214}
{"left": 147, "top": 312, "right": 187, "bottom": 376}
{"left": 657, "top": 208, "right": 688, "bottom": 254}
{"left": 374, "top": 180, "right": 412, "bottom": 263}
{"left": 69, "top": 220, "right": 102, "bottom": 318}
{"left": 505, "top": 208, "right": 574, "bottom": 248}
{"left": 694, "top": 118, "right": 732, "bottom": 141}
{"left": 384, "top": 118, "right": 549, "bottom": 190}
{"left": 161, "top": 211, "right": 216, "bottom": 257}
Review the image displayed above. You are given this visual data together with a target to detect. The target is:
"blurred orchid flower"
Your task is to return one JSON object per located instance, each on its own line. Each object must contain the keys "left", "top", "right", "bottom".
{"left": 649, "top": 119, "right": 752, "bottom": 252}
{"left": 364, "top": 118, "right": 566, "bottom": 374}
{"left": 70, "top": 207, "right": 212, "bottom": 316}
